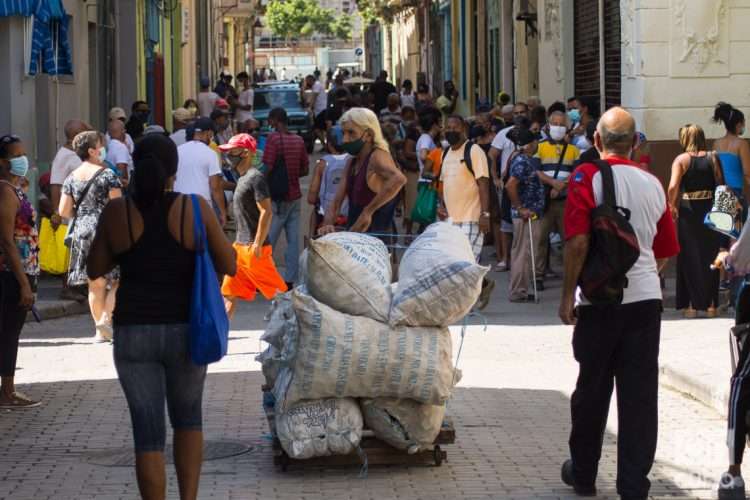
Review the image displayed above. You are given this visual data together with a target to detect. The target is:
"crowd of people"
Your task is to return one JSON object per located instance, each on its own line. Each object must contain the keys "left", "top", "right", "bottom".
{"left": 3, "top": 67, "right": 750, "bottom": 500}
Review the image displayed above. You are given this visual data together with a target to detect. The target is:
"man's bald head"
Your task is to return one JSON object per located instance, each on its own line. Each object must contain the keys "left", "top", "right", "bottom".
{"left": 64, "top": 120, "right": 91, "bottom": 144}
{"left": 108, "top": 119, "right": 125, "bottom": 141}
{"left": 596, "top": 107, "right": 636, "bottom": 157}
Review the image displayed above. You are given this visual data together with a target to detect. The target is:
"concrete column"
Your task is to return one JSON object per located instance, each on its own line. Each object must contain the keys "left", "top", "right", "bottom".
{"left": 116, "top": 0, "right": 139, "bottom": 109}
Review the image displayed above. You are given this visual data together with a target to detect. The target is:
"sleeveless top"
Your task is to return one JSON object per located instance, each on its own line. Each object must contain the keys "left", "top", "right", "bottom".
{"left": 346, "top": 150, "right": 397, "bottom": 232}
{"left": 717, "top": 152, "right": 743, "bottom": 190}
{"left": 0, "top": 181, "right": 39, "bottom": 277}
{"left": 681, "top": 155, "right": 716, "bottom": 196}
{"left": 113, "top": 193, "right": 195, "bottom": 326}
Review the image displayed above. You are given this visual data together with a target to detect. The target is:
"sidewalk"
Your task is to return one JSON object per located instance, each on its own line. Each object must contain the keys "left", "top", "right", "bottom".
{"left": 31, "top": 274, "right": 89, "bottom": 322}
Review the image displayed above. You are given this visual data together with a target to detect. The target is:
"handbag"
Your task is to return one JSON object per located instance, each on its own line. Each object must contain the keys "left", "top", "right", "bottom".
{"left": 410, "top": 182, "right": 438, "bottom": 225}
{"left": 705, "top": 184, "right": 741, "bottom": 239}
{"left": 64, "top": 168, "right": 107, "bottom": 247}
{"left": 188, "top": 194, "right": 230, "bottom": 365}
{"left": 267, "top": 133, "right": 290, "bottom": 202}
{"left": 39, "top": 218, "right": 70, "bottom": 275}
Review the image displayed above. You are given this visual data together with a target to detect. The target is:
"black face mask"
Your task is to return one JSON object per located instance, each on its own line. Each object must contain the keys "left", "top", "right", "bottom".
{"left": 445, "top": 131, "right": 463, "bottom": 146}
{"left": 135, "top": 111, "right": 150, "bottom": 123}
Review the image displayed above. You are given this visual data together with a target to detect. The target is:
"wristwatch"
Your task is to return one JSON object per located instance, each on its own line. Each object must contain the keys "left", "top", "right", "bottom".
{"left": 480, "top": 211, "right": 490, "bottom": 218}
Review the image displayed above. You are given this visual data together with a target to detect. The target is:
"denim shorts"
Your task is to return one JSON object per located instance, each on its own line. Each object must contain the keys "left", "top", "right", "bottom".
{"left": 113, "top": 323, "right": 207, "bottom": 453}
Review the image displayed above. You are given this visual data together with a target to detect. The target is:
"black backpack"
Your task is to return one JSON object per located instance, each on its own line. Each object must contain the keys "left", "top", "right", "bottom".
{"left": 267, "top": 133, "right": 290, "bottom": 202}
{"left": 441, "top": 141, "right": 474, "bottom": 176}
{"left": 578, "top": 159, "right": 641, "bottom": 305}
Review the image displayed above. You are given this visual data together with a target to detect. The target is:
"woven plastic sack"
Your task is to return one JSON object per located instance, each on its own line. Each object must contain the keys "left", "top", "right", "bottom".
{"left": 361, "top": 398, "right": 446, "bottom": 454}
{"left": 306, "top": 232, "right": 392, "bottom": 322}
{"left": 276, "top": 398, "right": 363, "bottom": 459}
{"left": 390, "top": 222, "right": 488, "bottom": 327}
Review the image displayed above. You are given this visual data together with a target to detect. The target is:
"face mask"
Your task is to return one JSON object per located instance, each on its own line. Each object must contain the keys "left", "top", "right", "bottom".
{"left": 741, "top": 127, "right": 746, "bottom": 137}
{"left": 470, "top": 126, "right": 487, "bottom": 138}
{"left": 9, "top": 156, "right": 29, "bottom": 177}
{"left": 341, "top": 138, "right": 365, "bottom": 156}
{"left": 135, "top": 111, "right": 150, "bottom": 123}
{"left": 549, "top": 125, "right": 567, "bottom": 142}
{"left": 98, "top": 147, "right": 107, "bottom": 163}
{"left": 445, "top": 131, "right": 463, "bottom": 146}
{"left": 219, "top": 122, "right": 229, "bottom": 131}
{"left": 229, "top": 155, "right": 244, "bottom": 169}
{"left": 567, "top": 109, "right": 581, "bottom": 123}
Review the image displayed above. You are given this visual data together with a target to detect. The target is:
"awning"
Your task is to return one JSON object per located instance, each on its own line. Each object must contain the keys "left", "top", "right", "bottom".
{"left": 0, "top": 0, "right": 72, "bottom": 75}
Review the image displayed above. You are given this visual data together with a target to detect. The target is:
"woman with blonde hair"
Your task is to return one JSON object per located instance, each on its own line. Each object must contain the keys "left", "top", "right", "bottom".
{"left": 668, "top": 124, "right": 725, "bottom": 318}
{"left": 319, "top": 107, "right": 406, "bottom": 235}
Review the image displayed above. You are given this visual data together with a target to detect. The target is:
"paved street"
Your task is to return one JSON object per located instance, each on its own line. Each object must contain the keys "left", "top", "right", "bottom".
{"left": 0, "top": 262, "right": 733, "bottom": 500}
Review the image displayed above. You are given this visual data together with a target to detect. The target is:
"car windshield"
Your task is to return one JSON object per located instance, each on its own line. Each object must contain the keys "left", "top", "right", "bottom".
{"left": 254, "top": 90, "right": 302, "bottom": 111}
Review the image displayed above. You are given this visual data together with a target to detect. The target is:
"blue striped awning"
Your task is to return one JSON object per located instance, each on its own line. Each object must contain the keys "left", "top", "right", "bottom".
{"left": 0, "top": 0, "right": 72, "bottom": 75}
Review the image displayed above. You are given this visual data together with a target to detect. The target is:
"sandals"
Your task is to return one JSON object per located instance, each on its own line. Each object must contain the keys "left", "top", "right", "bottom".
{"left": 683, "top": 308, "right": 698, "bottom": 319}
{"left": 493, "top": 261, "right": 508, "bottom": 272}
{"left": 0, "top": 391, "right": 41, "bottom": 409}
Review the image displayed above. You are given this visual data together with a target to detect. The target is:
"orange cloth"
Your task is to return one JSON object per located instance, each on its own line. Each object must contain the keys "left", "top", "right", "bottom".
{"left": 426, "top": 148, "right": 444, "bottom": 193}
{"left": 221, "top": 243, "right": 288, "bottom": 301}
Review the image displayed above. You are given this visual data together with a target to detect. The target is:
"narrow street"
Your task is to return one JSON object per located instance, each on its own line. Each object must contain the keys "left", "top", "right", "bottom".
{"left": 0, "top": 250, "right": 730, "bottom": 499}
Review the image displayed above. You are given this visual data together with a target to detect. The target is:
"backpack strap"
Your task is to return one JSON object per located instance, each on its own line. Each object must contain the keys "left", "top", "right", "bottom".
{"left": 593, "top": 159, "right": 617, "bottom": 208}
{"left": 441, "top": 141, "right": 475, "bottom": 177}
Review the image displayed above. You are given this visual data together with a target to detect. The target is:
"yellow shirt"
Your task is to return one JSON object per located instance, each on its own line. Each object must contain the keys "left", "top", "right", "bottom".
{"left": 536, "top": 141, "right": 580, "bottom": 181}
{"left": 440, "top": 142, "right": 490, "bottom": 223}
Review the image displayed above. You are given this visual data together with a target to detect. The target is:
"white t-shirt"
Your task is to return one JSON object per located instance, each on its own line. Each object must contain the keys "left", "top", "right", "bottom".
{"left": 400, "top": 92, "right": 416, "bottom": 109}
{"left": 106, "top": 132, "right": 135, "bottom": 154}
{"left": 235, "top": 88, "right": 255, "bottom": 123}
{"left": 198, "top": 91, "right": 220, "bottom": 118}
{"left": 312, "top": 81, "right": 327, "bottom": 115}
{"left": 175, "top": 141, "right": 222, "bottom": 202}
{"left": 106, "top": 139, "right": 132, "bottom": 175}
{"left": 490, "top": 126, "right": 516, "bottom": 176}
{"left": 50, "top": 147, "right": 82, "bottom": 185}
{"left": 170, "top": 128, "right": 188, "bottom": 147}
{"left": 416, "top": 133, "right": 436, "bottom": 182}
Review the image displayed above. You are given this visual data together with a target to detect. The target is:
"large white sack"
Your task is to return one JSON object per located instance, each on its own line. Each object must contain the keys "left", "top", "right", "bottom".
{"left": 306, "top": 232, "right": 392, "bottom": 322}
{"left": 390, "top": 222, "right": 489, "bottom": 327}
{"left": 276, "top": 398, "right": 363, "bottom": 459}
{"left": 361, "top": 398, "right": 446, "bottom": 454}
{"left": 256, "top": 345, "right": 283, "bottom": 387}
{"left": 273, "top": 288, "right": 456, "bottom": 411}
{"left": 261, "top": 292, "right": 295, "bottom": 350}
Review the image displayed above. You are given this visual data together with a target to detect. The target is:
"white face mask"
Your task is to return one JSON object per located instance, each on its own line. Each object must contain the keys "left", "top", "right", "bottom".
{"left": 549, "top": 125, "right": 567, "bottom": 142}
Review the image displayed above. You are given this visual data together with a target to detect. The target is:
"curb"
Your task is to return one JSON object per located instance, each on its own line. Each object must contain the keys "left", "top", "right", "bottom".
{"left": 660, "top": 364, "right": 729, "bottom": 418}
{"left": 28, "top": 300, "right": 88, "bottom": 323}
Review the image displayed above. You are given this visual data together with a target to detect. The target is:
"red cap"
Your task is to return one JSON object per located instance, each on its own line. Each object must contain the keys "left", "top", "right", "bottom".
{"left": 215, "top": 98, "right": 229, "bottom": 109}
{"left": 218, "top": 133, "right": 257, "bottom": 152}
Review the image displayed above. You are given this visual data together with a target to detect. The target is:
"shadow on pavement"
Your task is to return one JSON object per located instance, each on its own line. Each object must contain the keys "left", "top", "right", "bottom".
{"left": 0, "top": 371, "right": 711, "bottom": 499}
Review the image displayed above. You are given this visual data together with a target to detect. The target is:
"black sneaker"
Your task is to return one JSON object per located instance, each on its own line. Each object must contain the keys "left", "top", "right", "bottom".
{"left": 718, "top": 472, "right": 746, "bottom": 500}
{"left": 561, "top": 459, "right": 597, "bottom": 497}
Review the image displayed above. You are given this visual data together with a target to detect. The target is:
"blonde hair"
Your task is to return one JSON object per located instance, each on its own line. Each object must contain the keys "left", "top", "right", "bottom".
{"left": 679, "top": 124, "right": 706, "bottom": 153}
{"left": 340, "top": 107, "right": 390, "bottom": 152}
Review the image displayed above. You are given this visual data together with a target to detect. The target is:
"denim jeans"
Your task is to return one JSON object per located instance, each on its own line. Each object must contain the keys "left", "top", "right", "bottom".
{"left": 268, "top": 198, "right": 300, "bottom": 284}
{"left": 113, "top": 323, "right": 207, "bottom": 453}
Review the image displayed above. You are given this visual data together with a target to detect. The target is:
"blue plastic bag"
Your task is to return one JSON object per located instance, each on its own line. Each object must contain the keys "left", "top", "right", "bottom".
{"left": 189, "top": 194, "right": 229, "bottom": 365}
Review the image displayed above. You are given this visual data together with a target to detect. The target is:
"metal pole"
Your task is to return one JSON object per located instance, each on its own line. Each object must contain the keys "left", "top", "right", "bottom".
{"left": 598, "top": 0, "right": 607, "bottom": 113}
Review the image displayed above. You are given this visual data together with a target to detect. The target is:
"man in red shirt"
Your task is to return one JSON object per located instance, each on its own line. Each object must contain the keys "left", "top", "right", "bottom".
{"left": 558, "top": 107, "right": 679, "bottom": 499}
{"left": 262, "top": 108, "right": 309, "bottom": 288}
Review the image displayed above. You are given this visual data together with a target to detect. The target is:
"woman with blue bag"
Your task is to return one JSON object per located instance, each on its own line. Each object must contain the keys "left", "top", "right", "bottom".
{"left": 87, "top": 134, "right": 236, "bottom": 500}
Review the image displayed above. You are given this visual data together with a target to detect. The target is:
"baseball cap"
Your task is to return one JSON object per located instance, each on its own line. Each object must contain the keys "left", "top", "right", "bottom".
{"left": 215, "top": 98, "right": 229, "bottom": 109}
{"left": 144, "top": 124, "right": 166, "bottom": 136}
{"left": 173, "top": 107, "right": 194, "bottom": 122}
{"left": 200, "top": 76, "right": 210, "bottom": 87}
{"left": 108, "top": 107, "right": 127, "bottom": 121}
{"left": 210, "top": 109, "right": 229, "bottom": 121}
{"left": 218, "top": 133, "right": 257, "bottom": 152}
{"left": 191, "top": 117, "right": 215, "bottom": 134}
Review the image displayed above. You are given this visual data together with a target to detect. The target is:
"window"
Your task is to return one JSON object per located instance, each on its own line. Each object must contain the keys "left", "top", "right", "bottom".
{"left": 254, "top": 89, "right": 302, "bottom": 110}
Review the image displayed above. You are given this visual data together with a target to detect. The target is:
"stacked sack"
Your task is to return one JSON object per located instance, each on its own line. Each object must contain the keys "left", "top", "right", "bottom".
{"left": 259, "top": 224, "right": 488, "bottom": 459}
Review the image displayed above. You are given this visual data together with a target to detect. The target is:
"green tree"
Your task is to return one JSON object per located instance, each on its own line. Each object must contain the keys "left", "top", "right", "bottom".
{"left": 266, "top": 0, "right": 354, "bottom": 41}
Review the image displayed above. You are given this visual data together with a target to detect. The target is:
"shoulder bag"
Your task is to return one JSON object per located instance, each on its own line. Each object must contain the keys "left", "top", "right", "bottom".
{"left": 64, "top": 168, "right": 107, "bottom": 247}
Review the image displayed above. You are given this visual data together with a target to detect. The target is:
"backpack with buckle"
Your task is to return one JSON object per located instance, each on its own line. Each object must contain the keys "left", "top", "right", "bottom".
{"left": 578, "top": 159, "right": 641, "bottom": 305}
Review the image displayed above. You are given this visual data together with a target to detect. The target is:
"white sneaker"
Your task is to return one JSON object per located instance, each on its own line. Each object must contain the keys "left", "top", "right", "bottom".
{"left": 93, "top": 332, "right": 109, "bottom": 343}
{"left": 718, "top": 472, "right": 746, "bottom": 500}
{"left": 94, "top": 323, "right": 113, "bottom": 343}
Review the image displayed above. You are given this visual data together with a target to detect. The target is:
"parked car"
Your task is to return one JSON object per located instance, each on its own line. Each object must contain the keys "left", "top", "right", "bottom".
{"left": 253, "top": 83, "right": 315, "bottom": 153}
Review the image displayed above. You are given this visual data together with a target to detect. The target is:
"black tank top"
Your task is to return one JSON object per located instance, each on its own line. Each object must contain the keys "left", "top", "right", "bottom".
{"left": 113, "top": 193, "right": 195, "bottom": 326}
{"left": 681, "top": 155, "right": 716, "bottom": 194}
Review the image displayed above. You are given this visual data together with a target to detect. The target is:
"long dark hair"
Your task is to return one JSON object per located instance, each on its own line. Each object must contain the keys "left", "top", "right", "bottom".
{"left": 131, "top": 134, "right": 178, "bottom": 210}
{"left": 713, "top": 102, "right": 745, "bottom": 133}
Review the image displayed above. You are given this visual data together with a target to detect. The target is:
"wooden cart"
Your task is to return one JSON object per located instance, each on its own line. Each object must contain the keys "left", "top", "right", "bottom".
{"left": 262, "top": 387, "right": 455, "bottom": 471}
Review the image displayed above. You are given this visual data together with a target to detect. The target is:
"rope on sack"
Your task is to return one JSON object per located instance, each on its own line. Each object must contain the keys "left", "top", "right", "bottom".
{"left": 447, "top": 311, "right": 487, "bottom": 410}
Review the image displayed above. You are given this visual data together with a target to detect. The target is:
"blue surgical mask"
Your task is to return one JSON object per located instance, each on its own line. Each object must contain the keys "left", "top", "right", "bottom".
{"left": 9, "top": 156, "right": 29, "bottom": 177}
{"left": 568, "top": 109, "right": 581, "bottom": 123}
{"left": 98, "top": 147, "right": 107, "bottom": 163}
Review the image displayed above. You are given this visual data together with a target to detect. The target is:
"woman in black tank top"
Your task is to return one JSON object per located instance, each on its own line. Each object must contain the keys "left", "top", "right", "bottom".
{"left": 87, "top": 134, "right": 236, "bottom": 500}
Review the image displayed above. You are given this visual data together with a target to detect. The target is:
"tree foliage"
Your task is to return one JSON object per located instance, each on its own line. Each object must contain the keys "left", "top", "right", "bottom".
{"left": 354, "top": 0, "right": 421, "bottom": 25}
{"left": 266, "top": 0, "right": 354, "bottom": 41}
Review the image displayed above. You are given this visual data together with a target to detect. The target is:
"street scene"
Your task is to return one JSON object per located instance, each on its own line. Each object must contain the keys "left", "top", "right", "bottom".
{"left": 1, "top": 0, "right": 750, "bottom": 499}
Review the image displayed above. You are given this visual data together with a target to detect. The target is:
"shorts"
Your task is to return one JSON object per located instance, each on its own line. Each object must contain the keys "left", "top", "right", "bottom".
{"left": 452, "top": 221, "right": 484, "bottom": 262}
{"left": 114, "top": 323, "right": 207, "bottom": 453}
{"left": 221, "top": 243, "right": 288, "bottom": 301}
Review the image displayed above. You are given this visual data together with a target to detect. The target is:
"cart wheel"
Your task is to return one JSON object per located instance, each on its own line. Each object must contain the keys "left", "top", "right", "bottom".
{"left": 433, "top": 445, "right": 443, "bottom": 466}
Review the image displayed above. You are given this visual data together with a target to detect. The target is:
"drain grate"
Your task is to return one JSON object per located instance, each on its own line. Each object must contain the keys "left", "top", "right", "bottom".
{"left": 87, "top": 440, "right": 255, "bottom": 467}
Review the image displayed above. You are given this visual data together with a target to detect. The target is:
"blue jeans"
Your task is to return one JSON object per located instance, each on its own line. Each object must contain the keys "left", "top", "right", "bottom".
{"left": 268, "top": 199, "right": 300, "bottom": 284}
{"left": 113, "top": 324, "right": 207, "bottom": 453}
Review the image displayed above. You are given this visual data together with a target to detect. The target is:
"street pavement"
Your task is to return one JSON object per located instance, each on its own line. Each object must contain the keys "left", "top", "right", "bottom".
{"left": 0, "top": 263, "right": 734, "bottom": 500}
{"left": 3, "top": 147, "right": 738, "bottom": 499}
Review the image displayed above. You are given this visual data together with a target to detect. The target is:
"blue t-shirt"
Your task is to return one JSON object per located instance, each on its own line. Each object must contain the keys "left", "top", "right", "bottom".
{"left": 509, "top": 154, "right": 545, "bottom": 217}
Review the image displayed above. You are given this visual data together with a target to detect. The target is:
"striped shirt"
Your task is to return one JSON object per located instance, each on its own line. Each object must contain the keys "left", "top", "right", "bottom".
{"left": 261, "top": 132, "right": 309, "bottom": 202}
{"left": 536, "top": 141, "right": 581, "bottom": 181}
